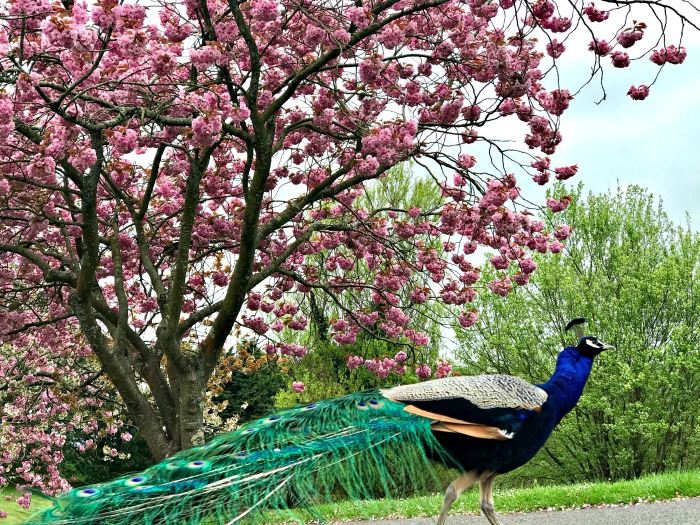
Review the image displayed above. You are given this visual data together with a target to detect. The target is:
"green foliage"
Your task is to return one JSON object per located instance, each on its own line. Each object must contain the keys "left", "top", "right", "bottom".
{"left": 456, "top": 184, "right": 700, "bottom": 483}
{"left": 214, "top": 351, "right": 286, "bottom": 425}
{"left": 59, "top": 430, "right": 154, "bottom": 486}
{"left": 278, "top": 334, "right": 421, "bottom": 409}
{"left": 357, "top": 161, "right": 443, "bottom": 213}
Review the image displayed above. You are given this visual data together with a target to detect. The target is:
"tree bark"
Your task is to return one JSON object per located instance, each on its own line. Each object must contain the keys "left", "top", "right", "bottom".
{"left": 178, "top": 364, "right": 209, "bottom": 449}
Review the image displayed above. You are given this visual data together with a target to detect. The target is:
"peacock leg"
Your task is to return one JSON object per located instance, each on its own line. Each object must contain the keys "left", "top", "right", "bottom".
{"left": 436, "top": 471, "right": 479, "bottom": 525}
{"left": 479, "top": 473, "right": 502, "bottom": 525}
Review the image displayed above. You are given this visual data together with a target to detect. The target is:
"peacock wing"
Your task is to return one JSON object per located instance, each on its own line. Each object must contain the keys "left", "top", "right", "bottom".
{"left": 380, "top": 375, "right": 548, "bottom": 441}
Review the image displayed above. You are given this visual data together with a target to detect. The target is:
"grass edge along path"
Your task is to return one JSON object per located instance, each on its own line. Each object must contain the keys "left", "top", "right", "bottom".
{"left": 1, "top": 470, "right": 699, "bottom": 524}
{"left": 291, "top": 469, "right": 700, "bottom": 523}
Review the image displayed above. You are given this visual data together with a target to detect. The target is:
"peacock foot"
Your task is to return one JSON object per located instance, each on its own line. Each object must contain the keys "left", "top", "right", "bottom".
{"left": 480, "top": 501, "right": 503, "bottom": 525}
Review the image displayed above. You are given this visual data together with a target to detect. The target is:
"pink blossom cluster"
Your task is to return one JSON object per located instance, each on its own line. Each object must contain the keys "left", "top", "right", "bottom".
{"left": 345, "top": 350, "right": 423, "bottom": 379}
{"left": 531, "top": 156, "right": 551, "bottom": 185}
{"left": 519, "top": 258, "right": 538, "bottom": 273}
{"left": 361, "top": 120, "right": 418, "bottom": 167}
{"left": 251, "top": 0, "right": 280, "bottom": 22}
{"left": 415, "top": 364, "right": 432, "bottom": 380}
{"left": 458, "top": 309, "right": 478, "bottom": 327}
{"left": 190, "top": 45, "right": 225, "bottom": 71}
{"left": 346, "top": 355, "right": 365, "bottom": 369}
{"left": 554, "top": 165, "right": 578, "bottom": 180}
{"left": 434, "top": 360, "right": 453, "bottom": 379}
{"left": 616, "top": 28, "right": 644, "bottom": 49}
{"left": 611, "top": 51, "right": 631, "bottom": 68}
{"left": 553, "top": 224, "right": 573, "bottom": 241}
{"left": 156, "top": 7, "right": 191, "bottom": 42}
{"left": 627, "top": 85, "right": 650, "bottom": 101}
{"left": 588, "top": 39, "right": 612, "bottom": 56}
{"left": 440, "top": 279, "right": 477, "bottom": 305}
{"left": 582, "top": 3, "right": 609, "bottom": 22}
{"left": 537, "top": 89, "right": 572, "bottom": 116}
{"left": 42, "top": 6, "right": 96, "bottom": 51}
{"left": 650, "top": 46, "right": 687, "bottom": 66}
{"left": 488, "top": 276, "right": 513, "bottom": 297}
{"left": 541, "top": 16, "right": 572, "bottom": 33}
{"left": 191, "top": 114, "right": 223, "bottom": 148}
{"left": 0, "top": 94, "right": 13, "bottom": 141}
{"left": 546, "top": 40, "right": 566, "bottom": 59}
{"left": 546, "top": 195, "right": 573, "bottom": 213}
{"left": 529, "top": 1, "right": 571, "bottom": 32}
{"left": 525, "top": 116, "right": 562, "bottom": 154}
{"left": 110, "top": 128, "right": 139, "bottom": 156}
{"left": 363, "top": 356, "right": 407, "bottom": 379}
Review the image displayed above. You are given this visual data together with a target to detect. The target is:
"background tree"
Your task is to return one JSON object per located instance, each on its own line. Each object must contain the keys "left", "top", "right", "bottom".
{"left": 59, "top": 427, "right": 154, "bottom": 487}
{"left": 278, "top": 163, "right": 452, "bottom": 399}
{"left": 0, "top": 337, "right": 131, "bottom": 493}
{"left": 210, "top": 340, "right": 287, "bottom": 427}
{"left": 0, "top": 0, "right": 697, "bottom": 494}
{"left": 456, "top": 184, "right": 700, "bottom": 483}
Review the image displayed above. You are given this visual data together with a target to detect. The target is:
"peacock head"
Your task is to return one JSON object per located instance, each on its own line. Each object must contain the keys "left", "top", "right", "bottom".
{"left": 565, "top": 318, "right": 614, "bottom": 358}
{"left": 575, "top": 336, "right": 615, "bottom": 358}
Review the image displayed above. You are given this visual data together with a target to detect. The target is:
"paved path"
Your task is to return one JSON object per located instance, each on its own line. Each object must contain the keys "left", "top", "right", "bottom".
{"left": 346, "top": 498, "right": 700, "bottom": 525}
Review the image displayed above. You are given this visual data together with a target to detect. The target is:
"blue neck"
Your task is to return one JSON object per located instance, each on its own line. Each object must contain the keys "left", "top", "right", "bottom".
{"left": 540, "top": 347, "right": 594, "bottom": 423}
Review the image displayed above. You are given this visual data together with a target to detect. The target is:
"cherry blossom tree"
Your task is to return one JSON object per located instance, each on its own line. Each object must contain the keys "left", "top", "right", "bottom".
{"left": 0, "top": 335, "right": 128, "bottom": 504}
{"left": 0, "top": 0, "right": 697, "bottom": 494}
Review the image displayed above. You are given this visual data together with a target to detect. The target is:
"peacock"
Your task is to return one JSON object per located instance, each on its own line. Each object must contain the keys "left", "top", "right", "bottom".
{"left": 21, "top": 318, "right": 613, "bottom": 525}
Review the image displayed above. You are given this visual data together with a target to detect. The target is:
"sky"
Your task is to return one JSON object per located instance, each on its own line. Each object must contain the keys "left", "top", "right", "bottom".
{"left": 537, "top": 40, "right": 700, "bottom": 227}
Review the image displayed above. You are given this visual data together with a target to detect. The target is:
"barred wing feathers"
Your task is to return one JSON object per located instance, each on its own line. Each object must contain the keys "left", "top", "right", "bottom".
{"left": 23, "top": 390, "right": 450, "bottom": 525}
{"left": 381, "top": 375, "right": 548, "bottom": 440}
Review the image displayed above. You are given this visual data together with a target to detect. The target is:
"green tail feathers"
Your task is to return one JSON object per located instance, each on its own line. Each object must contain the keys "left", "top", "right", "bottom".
{"left": 24, "top": 390, "right": 451, "bottom": 525}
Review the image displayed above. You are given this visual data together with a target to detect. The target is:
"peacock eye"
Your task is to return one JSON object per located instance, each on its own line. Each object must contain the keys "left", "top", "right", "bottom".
{"left": 124, "top": 476, "right": 147, "bottom": 487}
{"left": 77, "top": 488, "right": 100, "bottom": 498}
{"left": 186, "top": 460, "right": 211, "bottom": 469}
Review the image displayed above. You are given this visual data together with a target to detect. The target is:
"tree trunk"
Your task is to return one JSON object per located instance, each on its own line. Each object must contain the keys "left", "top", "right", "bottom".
{"left": 178, "top": 366, "right": 209, "bottom": 449}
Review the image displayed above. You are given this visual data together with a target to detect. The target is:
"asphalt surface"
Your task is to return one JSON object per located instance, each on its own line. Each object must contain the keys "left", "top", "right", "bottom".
{"left": 346, "top": 497, "right": 700, "bottom": 525}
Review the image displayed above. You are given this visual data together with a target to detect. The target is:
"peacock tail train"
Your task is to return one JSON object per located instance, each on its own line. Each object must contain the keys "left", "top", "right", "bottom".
{"left": 24, "top": 390, "right": 452, "bottom": 525}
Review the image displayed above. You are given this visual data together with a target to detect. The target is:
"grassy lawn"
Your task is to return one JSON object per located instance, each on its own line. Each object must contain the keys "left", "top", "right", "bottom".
{"left": 2, "top": 470, "right": 699, "bottom": 524}
{"left": 0, "top": 487, "right": 51, "bottom": 525}
{"left": 282, "top": 469, "right": 700, "bottom": 523}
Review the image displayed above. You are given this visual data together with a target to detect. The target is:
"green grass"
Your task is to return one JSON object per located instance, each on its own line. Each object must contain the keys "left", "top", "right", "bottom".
{"left": 0, "top": 487, "right": 50, "bottom": 524}
{"left": 3, "top": 470, "right": 699, "bottom": 524}
{"left": 265, "top": 470, "right": 700, "bottom": 523}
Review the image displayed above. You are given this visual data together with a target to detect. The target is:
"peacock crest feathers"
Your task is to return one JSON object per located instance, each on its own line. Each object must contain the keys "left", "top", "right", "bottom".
{"left": 25, "top": 390, "right": 451, "bottom": 525}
